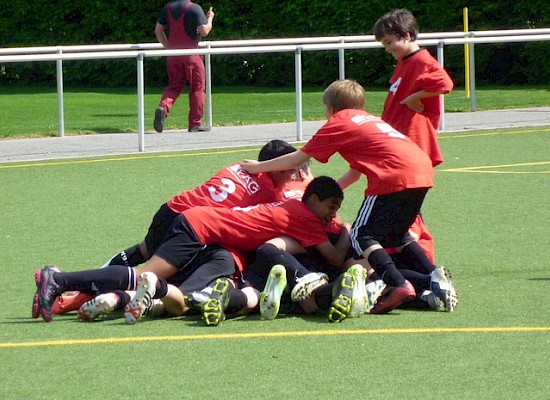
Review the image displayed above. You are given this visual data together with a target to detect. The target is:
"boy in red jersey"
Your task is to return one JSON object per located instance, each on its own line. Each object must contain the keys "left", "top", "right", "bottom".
{"left": 374, "top": 8, "right": 454, "bottom": 168}
{"left": 41, "top": 140, "right": 299, "bottom": 317}
{"left": 241, "top": 79, "right": 457, "bottom": 313}
{"left": 33, "top": 176, "right": 351, "bottom": 323}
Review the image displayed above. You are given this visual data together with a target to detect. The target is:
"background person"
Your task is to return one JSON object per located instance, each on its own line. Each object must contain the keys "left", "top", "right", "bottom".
{"left": 154, "top": 0, "right": 214, "bottom": 133}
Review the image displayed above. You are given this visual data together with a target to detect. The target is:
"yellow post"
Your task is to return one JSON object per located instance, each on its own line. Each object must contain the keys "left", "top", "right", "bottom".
{"left": 463, "top": 7, "right": 470, "bottom": 98}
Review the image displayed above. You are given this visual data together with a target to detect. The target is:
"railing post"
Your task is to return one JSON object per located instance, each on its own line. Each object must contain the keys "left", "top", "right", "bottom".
{"left": 137, "top": 52, "right": 145, "bottom": 152}
{"left": 205, "top": 43, "right": 213, "bottom": 129}
{"left": 56, "top": 47, "right": 64, "bottom": 137}
{"left": 468, "top": 33, "right": 477, "bottom": 112}
{"left": 338, "top": 37, "right": 345, "bottom": 79}
{"left": 295, "top": 47, "right": 303, "bottom": 141}
{"left": 437, "top": 41, "right": 446, "bottom": 131}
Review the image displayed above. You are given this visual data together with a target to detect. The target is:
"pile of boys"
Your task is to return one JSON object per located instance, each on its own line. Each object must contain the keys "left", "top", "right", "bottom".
{"left": 32, "top": 9, "right": 458, "bottom": 326}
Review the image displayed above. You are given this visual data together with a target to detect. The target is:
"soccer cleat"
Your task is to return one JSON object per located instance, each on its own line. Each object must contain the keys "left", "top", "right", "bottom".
{"left": 34, "top": 265, "right": 63, "bottom": 322}
{"left": 153, "top": 107, "right": 166, "bottom": 133}
{"left": 32, "top": 265, "right": 61, "bottom": 319}
{"left": 143, "top": 299, "right": 166, "bottom": 317}
{"left": 78, "top": 293, "right": 119, "bottom": 321}
{"left": 124, "top": 272, "right": 157, "bottom": 325}
{"left": 370, "top": 280, "right": 416, "bottom": 314}
{"left": 419, "top": 290, "right": 442, "bottom": 310}
{"left": 328, "top": 270, "right": 356, "bottom": 323}
{"left": 259, "top": 264, "right": 288, "bottom": 320}
{"left": 185, "top": 290, "right": 211, "bottom": 312}
{"left": 52, "top": 291, "right": 94, "bottom": 315}
{"left": 203, "top": 278, "right": 231, "bottom": 326}
{"left": 365, "top": 279, "right": 387, "bottom": 313}
{"left": 348, "top": 264, "right": 368, "bottom": 318}
{"left": 430, "top": 266, "right": 458, "bottom": 312}
{"left": 290, "top": 272, "right": 329, "bottom": 302}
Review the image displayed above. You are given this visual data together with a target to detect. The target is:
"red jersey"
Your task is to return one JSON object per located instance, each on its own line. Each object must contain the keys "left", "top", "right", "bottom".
{"left": 381, "top": 49, "right": 454, "bottom": 167}
{"left": 167, "top": 163, "right": 279, "bottom": 213}
{"left": 302, "top": 109, "right": 434, "bottom": 196}
{"left": 183, "top": 199, "right": 330, "bottom": 252}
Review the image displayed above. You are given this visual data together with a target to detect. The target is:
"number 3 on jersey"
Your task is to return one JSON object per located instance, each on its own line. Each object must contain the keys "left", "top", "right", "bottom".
{"left": 208, "top": 178, "right": 237, "bottom": 202}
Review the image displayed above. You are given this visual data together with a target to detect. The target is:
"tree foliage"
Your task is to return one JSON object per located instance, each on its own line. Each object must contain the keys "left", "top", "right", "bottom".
{"left": 1, "top": 0, "right": 549, "bottom": 86}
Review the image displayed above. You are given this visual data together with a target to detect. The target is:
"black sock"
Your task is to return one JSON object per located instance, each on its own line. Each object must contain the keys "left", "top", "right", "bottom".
{"left": 108, "top": 244, "right": 145, "bottom": 268}
{"left": 313, "top": 282, "right": 333, "bottom": 310}
{"left": 154, "top": 278, "right": 168, "bottom": 299}
{"left": 399, "top": 269, "right": 430, "bottom": 293}
{"left": 226, "top": 287, "right": 248, "bottom": 314}
{"left": 53, "top": 265, "right": 136, "bottom": 294}
{"left": 398, "top": 241, "right": 436, "bottom": 274}
{"left": 255, "top": 243, "right": 310, "bottom": 287}
{"left": 113, "top": 290, "right": 131, "bottom": 310}
{"left": 367, "top": 249, "right": 407, "bottom": 287}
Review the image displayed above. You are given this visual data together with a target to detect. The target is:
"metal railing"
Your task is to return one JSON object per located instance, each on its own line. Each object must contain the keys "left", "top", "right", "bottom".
{"left": 2, "top": 29, "right": 550, "bottom": 150}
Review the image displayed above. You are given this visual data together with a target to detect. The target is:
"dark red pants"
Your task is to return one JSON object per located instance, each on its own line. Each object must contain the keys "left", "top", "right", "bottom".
{"left": 159, "top": 54, "right": 205, "bottom": 129}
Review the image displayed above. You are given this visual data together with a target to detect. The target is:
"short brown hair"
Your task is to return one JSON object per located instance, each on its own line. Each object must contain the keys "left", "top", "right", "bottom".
{"left": 373, "top": 9, "right": 418, "bottom": 41}
{"left": 323, "top": 79, "right": 365, "bottom": 112}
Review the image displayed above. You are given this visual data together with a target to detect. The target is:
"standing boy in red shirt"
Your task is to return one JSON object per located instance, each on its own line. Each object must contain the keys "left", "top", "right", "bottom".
{"left": 374, "top": 8, "right": 454, "bottom": 168}
{"left": 241, "top": 79, "right": 457, "bottom": 314}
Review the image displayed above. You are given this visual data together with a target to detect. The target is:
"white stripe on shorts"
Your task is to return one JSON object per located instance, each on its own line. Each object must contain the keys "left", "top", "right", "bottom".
{"left": 350, "top": 195, "right": 377, "bottom": 255}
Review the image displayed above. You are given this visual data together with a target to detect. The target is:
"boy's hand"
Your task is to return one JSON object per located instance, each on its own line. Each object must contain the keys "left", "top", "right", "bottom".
{"left": 241, "top": 159, "right": 260, "bottom": 173}
{"left": 400, "top": 95, "right": 424, "bottom": 113}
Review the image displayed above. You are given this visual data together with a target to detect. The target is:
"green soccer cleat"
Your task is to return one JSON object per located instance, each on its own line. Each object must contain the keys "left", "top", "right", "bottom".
{"left": 260, "top": 264, "right": 288, "bottom": 320}
{"left": 203, "top": 278, "right": 231, "bottom": 326}
{"left": 348, "top": 264, "right": 368, "bottom": 318}
{"left": 328, "top": 270, "right": 356, "bottom": 323}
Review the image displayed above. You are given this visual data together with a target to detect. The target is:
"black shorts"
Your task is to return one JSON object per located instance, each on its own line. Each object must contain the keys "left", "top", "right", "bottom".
{"left": 351, "top": 188, "right": 429, "bottom": 253}
{"left": 154, "top": 214, "right": 207, "bottom": 270}
{"left": 167, "top": 245, "right": 236, "bottom": 294}
{"left": 144, "top": 203, "right": 179, "bottom": 256}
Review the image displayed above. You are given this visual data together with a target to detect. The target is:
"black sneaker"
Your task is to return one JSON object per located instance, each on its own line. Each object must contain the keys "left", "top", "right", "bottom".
{"left": 188, "top": 125, "right": 211, "bottom": 132}
{"left": 35, "top": 266, "right": 63, "bottom": 322}
{"left": 32, "top": 265, "right": 61, "bottom": 319}
{"left": 153, "top": 107, "right": 166, "bottom": 133}
{"left": 203, "top": 279, "right": 230, "bottom": 326}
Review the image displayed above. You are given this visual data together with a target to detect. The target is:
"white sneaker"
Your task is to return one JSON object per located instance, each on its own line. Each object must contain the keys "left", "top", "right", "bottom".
{"left": 348, "top": 264, "right": 368, "bottom": 318}
{"left": 77, "top": 293, "right": 119, "bottom": 321}
{"left": 430, "top": 266, "right": 458, "bottom": 312}
{"left": 124, "top": 272, "right": 158, "bottom": 324}
{"left": 144, "top": 298, "right": 166, "bottom": 317}
{"left": 260, "top": 264, "right": 288, "bottom": 320}
{"left": 290, "top": 272, "right": 329, "bottom": 302}
{"left": 419, "top": 290, "right": 442, "bottom": 310}
{"left": 365, "top": 279, "right": 386, "bottom": 312}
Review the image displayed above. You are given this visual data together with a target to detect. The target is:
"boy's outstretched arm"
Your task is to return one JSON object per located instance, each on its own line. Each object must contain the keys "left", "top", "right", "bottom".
{"left": 337, "top": 168, "right": 362, "bottom": 189}
{"left": 241, "top": 149, "right": 311, "bottom": 174}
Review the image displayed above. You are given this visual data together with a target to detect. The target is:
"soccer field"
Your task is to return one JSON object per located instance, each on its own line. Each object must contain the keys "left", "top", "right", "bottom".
{"left": 1, "top": 126, "right": 549, "bottom": 399}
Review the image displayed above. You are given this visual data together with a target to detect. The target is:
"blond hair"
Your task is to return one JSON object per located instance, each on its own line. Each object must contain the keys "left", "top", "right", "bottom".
{"left": 323, "top": 79, "right": 365, "bottom": 112}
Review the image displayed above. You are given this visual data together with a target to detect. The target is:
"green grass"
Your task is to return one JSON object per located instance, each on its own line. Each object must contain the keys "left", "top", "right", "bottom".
{"left": 1, "top": 126, "right": 549, "bottom": 399}
{"left": 1, "top": 85, "right": 550, "bottom": 137}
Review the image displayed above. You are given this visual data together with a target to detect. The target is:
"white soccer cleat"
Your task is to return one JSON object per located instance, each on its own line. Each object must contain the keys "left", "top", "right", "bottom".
{"left": 365, "top": 279, "right": 387, "bottom": 312}
{"left": 348, "top": 264, "right": 368, "bottom": 318}
{"left": 78, "top": 293, "right": 119, "bottom": 321}
{"left": 124, "top": 272, "right": 158, "bottom": 324}
{"left": 260, "top": 264, "right": 288, "bottom": 320}
{"left": 144, "top": 298, "right": 166, "bottom": 317}
{"left": 290, "top": 272, "right": 329, "bottom": 302}
{"left": 430, "top": 266, "right": 458, "bottom": 312}
{"left": 419, "top": 290, "right": 442, "bottom": 310}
